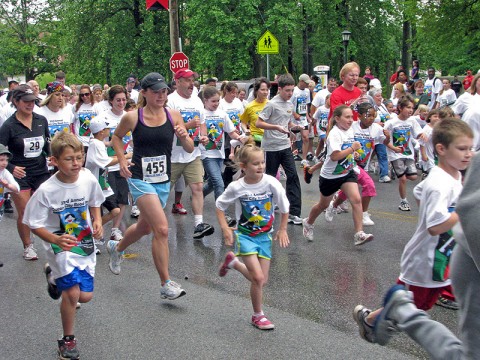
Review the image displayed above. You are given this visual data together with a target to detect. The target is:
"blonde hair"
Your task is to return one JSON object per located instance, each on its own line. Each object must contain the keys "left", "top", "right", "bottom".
{"left": 417, "top": 104, "right": 429, "bottom": 113}
{"left": 233, "top": 140, "right": 262, "bottom": 168}
{"left": 40, "top": 92, "right": 65, "bottom": 108}
{"left": 339, "top": 62, "right": 360, "bottom": 79}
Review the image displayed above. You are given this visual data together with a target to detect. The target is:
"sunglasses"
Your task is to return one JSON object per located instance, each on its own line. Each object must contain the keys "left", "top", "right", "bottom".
{"left": 80, "top": 93, "right": 91, "bottom": 97}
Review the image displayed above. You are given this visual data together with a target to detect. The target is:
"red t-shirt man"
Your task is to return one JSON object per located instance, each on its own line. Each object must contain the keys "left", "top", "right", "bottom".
{"left": 329, "top": 84, "right": 362, "bottom": 120}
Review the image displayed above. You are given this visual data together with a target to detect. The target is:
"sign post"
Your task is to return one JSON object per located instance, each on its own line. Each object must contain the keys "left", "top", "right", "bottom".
{"left": 256, "top": 30, "right": 279, "bottom": 80}
{"left": 169, "top": 52, "right": 189, "bottom": 73}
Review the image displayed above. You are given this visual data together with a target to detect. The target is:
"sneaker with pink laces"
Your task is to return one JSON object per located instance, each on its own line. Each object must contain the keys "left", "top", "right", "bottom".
{"left": 219, "top": 251, "right": 235, "bottom": 277}
{"left": 251, "top": 314, "right": 275, "bottom": 330}
{"left": 172, "top": 202, "right": 188, "bottom": 215}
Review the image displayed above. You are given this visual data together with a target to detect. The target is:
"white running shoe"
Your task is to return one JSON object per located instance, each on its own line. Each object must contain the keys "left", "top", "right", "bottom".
{"left": 354, "top": 231, "right": 374, "bottom": 246}
{"left": 362, "top": 212, "right": 375, "bottom": 226}
{"left": 325, "top": 202, "right": 335, "bottom": 222}
{"left": 160, "top": 280, "right": 186, "bottom": 300}
{"left": 110, "top": 228, "right": 123, "bottom": 241}
{"left": 302, "top": 218, "right": 314, "bottom": 241}
{"left": 379, "top": 175, "right": 391, "bottom": 183}
{"left": 130, "top": 205, "right": 140, "bottom": 218}
{"left": 107, "top": 240, "right": 124, "bottom": 275}
{"left": 23, "top": 244, "right": 38, "bottom": 261}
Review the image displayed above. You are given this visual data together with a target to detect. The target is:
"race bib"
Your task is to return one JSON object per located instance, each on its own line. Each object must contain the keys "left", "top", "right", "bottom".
{"left": 23, "top": 136, "right": 44, "bottom": 158}
{"left": 142, "top": 155, "right": 168, "bottom": 183}
{"left": 297, "top": 103, "right": 307, "bottom": 115}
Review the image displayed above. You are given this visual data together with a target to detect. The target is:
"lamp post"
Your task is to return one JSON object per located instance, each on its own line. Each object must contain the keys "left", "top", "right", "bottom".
{"left": 341, "top": 30, "right": 351, "bottom": 65}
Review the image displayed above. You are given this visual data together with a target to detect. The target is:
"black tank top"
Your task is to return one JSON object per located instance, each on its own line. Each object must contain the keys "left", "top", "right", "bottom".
{"left": 130, "top": 107, "right": 174, "bottom": 183}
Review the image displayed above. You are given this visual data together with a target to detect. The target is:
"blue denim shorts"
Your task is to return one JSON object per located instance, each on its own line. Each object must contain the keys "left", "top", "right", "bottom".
{"left": 127, "top": 178, "right": 170, "bottom": 208}
{"left": 235, "top": 231, "right": 273, "bottom": 260}
{"left": 55, "top": 267, "right": 94, "bottom": 292}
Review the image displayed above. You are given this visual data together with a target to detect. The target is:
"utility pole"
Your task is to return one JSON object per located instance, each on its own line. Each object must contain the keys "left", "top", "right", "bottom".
{"left": 169, "top": 0, "right": 181, "bottom": 54}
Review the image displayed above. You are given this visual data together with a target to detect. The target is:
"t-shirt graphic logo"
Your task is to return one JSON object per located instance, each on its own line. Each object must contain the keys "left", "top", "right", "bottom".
{"left": 53, "top": 205, "right": 94, "bottom": 256}
{"left": 179, "top": 111, "right": 201, "bottom": 146}
{"left": 333, "top": 142, "right": 355, "bottom": 175}
{"left": 205, "top": 119, "right": 224, "bottom": 150}
{"left": 239, "top": 196, "right": 274, "bottom": 236}
{"left": 393, "top": 128, "right": 411, "bottom": 155}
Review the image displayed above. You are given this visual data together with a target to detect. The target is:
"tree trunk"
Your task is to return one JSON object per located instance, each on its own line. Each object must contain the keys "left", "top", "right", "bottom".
{"left": 402, "top": 20, "right": 411, "bottom": 76}
{"left": 288, "top": 36, "right": 294, "bottom": 74}
{"left": 133, "top": 0, "right": 144, "bottom": 70}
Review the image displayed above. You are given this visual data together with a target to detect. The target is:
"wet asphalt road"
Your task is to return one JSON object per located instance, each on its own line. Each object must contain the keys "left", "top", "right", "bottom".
{"left": 0, "top": 164, "right": 459, "bottom": 359}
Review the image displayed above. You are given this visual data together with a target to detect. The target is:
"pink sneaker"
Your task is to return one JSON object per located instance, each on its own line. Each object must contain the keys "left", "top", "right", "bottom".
{"left": 219, "top": 251, "right": 235, "bottom": 277}
{"left": 251, "top": 314, "right": 275, "bottom": 330}
{"left": 172, "top": 202, "right": 188, "bottom": 215}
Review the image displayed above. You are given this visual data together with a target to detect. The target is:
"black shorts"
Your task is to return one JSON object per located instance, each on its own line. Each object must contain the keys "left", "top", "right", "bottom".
{"left": 108, "top": 171, "right": 129, "bottom": 205}
{"left": 319, "top": 171, "right": 357, "bottom": 197}
{"left": 102, "top": 194, "right": 119, "bottom": 212}
{"left": 15, "top": 172, "right": 50, "bottom": 191}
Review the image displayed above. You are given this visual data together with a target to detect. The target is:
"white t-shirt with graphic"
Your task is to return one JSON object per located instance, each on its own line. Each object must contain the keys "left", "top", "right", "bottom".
{"left": 216, "top": 174, "right": 289, "bottom": 237}
{"left": 219, "top": 97, "right": 245, "bottom": 136}
{"left": 312, "top": 88, "right": 331, "bottom": 108}
{"left": 399, "top": 166, "right": 462, "bottom": 288}
{"left": 384, "top": 117, "right": 423, "bottom": 161}
{"left": 73, "top": 103, "right": 102, "bottom": 146}
{"left": 167, "top": 91, "right": 205, "bottom": 163}
{"left": 200, "top": 109, "right": 235, "bottom": 159}
{"left": 351, "top": 121, "right": 385, "bottom": 168}
{"left": 22, "top": 169, "right": 105, "bottom": 280}
{"left": 321, "top": 126, "right": 357, "bottom": 179}
{"left": 313, "top": 105, "right": 330, "bottom": 136}
{"left": 292, "top": 86, "right": 311, "bottom": 127}
{"left": 96, "top": 109, "right": 129, "bottom": 172}
{"left": 85, "top": 138, "right": 114, "bottom": 197}
{"left": 37, "top": 106, "right": 74, "bottom": 138}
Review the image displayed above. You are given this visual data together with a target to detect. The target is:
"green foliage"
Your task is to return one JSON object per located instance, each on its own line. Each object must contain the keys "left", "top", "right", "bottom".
{"left": 0, "top": 0, "right": 476, "bottom": 84}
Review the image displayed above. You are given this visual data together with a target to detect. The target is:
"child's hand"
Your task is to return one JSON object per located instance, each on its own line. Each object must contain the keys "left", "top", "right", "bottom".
{"left": 351, "top": 141, "right": 362, "bottom": 151}
{"left": 54, "top": 234, "right": 78, "bottom": 251}
{"left": 422, "top": 155, "right": 428, "bottom": 162}
{"left": 222, "top": 227, "right": 234, "bottom": 246}
{"left": 92, "top": 220, "right": 103, "bottom": 240}
{"left": 199, "top": 135, "right": 209, "bottom": 145}
{"left": 274, "top": 229, "right": 290, "bottom": 248}
{"left": 0, "top": 178, "right": 8, "bottom": 187}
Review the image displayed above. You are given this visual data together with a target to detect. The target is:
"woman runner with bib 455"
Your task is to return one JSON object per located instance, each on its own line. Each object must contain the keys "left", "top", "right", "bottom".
{"left": 107, "top": 73, "right": 194, "bottom": 300}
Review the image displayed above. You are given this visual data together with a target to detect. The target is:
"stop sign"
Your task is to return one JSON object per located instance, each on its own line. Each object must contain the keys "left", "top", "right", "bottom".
{"left": 169, "top": 52, "right": 189, "bottom": 73}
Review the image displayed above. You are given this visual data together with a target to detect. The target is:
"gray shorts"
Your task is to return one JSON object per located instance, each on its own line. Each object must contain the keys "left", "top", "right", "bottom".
{"left": 391, "top": 158, "right": 417, "bottom": 177}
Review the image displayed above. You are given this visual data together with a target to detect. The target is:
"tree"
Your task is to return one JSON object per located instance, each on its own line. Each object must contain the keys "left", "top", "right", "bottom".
{"left": 0, "top": 0, "right": 57, "bottom": 80}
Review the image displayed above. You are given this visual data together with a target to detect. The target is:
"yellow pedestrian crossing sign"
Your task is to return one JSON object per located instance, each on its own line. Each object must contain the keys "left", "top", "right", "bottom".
{"left": 257, "top": 30, "right": 279, "bottom": 54}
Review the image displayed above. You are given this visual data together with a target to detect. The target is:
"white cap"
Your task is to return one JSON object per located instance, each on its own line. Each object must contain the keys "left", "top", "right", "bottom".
{"left": 369, "top": 78, "right": 382, "bottom": 89}
{"left": 299, "top": 74, "right": 310, "bottom": 83}
{"left": 89, "top": 118, "right": 111, "bottom": 134}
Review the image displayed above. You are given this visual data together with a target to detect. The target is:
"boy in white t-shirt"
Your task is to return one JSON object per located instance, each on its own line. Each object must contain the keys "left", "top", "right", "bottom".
{"left": 86, "top": 118, "right": 131, "bottom": 248}
{"left": 384, "top": 96, "right": 424, "bottom": 211}
{"left": 23, "top": 132, "right": 104, "bottom": 360}
{"left": 353, "top": 119, "right": 474, "bottom": 352}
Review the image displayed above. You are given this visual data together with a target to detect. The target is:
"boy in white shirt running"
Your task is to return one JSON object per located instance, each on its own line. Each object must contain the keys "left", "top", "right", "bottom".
{"left": 23, "top": 132, "right": 104, "bottom": 360}
{"left": 353, "top": 119, "right": 474, "bottom": 350}
{"left": 384, "top": 96, "right": 425, "bottom": 211}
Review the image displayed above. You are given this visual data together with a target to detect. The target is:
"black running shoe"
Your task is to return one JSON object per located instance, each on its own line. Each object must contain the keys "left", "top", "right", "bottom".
{"left": 193, "top": 223, "right": 215, "bottom": 239}
{"left": 44, "top": 263, "right": 61, "bottom": 300}
{"left": 303, "top": 166, "right": 313, "bottom": 184}
{"left": 4, "top": 198, "right": 13, "bottom": 213}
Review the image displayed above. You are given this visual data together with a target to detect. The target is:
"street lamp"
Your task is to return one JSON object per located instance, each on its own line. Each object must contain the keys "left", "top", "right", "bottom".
{"left": 341, "top": 30, "right": 351, "bottom": 64}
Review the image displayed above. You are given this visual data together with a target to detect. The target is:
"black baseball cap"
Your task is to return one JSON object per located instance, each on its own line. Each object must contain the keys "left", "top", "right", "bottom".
{"left": 140, "top": 73, "right": 169, "bottom": 91}
{"left": 12, "top": 84, "right": 37, "bottom": 101}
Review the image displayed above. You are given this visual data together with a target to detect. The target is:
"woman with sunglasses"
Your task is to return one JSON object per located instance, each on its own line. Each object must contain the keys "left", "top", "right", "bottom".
{"left": 73, "top": 84, "right": 101, "bottom": 152}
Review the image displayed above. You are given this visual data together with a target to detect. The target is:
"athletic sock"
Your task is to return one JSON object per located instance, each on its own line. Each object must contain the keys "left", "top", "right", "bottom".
{"left": 194, "top": 215, "right": 203, "bottom": 226}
